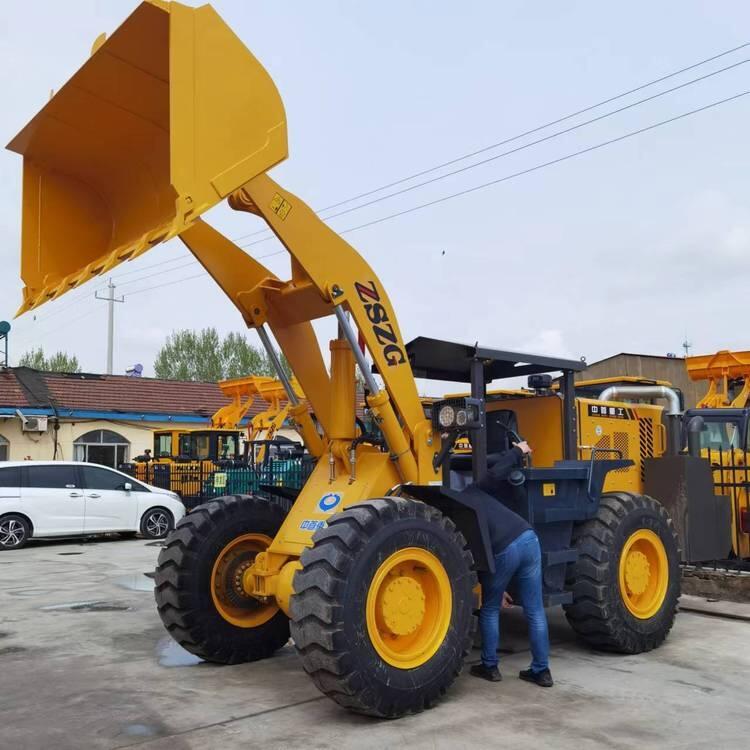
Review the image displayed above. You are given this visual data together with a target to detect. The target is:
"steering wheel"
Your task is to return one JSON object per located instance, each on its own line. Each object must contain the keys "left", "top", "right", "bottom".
{"left": 486, "top": 423, "right": 530, "bottom": 486}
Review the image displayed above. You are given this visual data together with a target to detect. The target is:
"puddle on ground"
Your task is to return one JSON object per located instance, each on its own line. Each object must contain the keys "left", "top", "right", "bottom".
{"left": 123, "top": 724, "right": 159, "bottom": 738}
{"left": 58, "top": 552, "right": 83, "bottom": 556}
{"left": 0, "top": 645, "right": 27, "bottom": 656}
{"left": 114, "top": 573, "right": 154, "bottom": 592}
{"left": 40, "top": 600, "right": 131, "bottom": 612}
{"left": 156, "top": 636, "right": 203, "bottom": 667}
{"left": 7, "top": 588, "right": 56, "bottom": 597}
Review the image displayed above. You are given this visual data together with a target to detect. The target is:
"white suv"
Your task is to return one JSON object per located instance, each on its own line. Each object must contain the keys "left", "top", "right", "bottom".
{"left": 0, "top": 461, "right": 185, "bottom": 550}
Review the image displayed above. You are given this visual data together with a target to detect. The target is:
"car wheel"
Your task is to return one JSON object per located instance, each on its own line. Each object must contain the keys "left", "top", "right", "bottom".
{"left": 0, "top": 514, "right": 31, "bottom": 550}
{"left": 141, "top": 508, "right": 173, "bottom": 539}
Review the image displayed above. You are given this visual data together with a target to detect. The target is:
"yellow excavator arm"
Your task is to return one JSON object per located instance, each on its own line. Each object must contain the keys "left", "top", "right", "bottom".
{"left": 7, "top": 0, "right": 440, "bottom": 565}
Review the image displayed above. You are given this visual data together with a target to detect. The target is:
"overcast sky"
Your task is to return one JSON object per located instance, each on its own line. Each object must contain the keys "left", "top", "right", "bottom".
{"left": 1, "top": 1, "right": 749, "bottom": 393}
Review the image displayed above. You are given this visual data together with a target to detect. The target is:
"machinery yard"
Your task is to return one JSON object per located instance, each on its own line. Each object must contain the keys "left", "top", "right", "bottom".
{"left": 3, "top": 2, "right": 750, "bottom": 748}
{"left": 1, "top": 537, "right": 748, "bottom": 749}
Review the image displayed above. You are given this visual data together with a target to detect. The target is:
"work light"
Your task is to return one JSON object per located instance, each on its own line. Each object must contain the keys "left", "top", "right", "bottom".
{"left": 432, "top": 398, "right": 482, "bottom": 431}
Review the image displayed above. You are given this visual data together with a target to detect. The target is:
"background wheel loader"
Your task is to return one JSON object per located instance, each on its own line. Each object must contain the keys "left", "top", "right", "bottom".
{"left": 8, "top": 0, "right": 683, "bottom": 718}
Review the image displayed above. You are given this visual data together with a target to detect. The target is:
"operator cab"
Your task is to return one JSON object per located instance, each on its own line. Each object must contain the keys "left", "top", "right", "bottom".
{"left": 152, "top": 429, "right": 241, "bottom": 463}
{"left": 682, "top": 408, "right": 750, "bottom": 453}
{"left": 406, "top": 336, "right": 586, "bottom": 488}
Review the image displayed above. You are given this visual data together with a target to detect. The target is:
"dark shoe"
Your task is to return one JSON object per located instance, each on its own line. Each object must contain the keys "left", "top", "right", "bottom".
{"left": 470, "top": 663, "right": 502, "bottom": 682}
{"left": 519, "top": 668, "right": 553, "bottom": 687}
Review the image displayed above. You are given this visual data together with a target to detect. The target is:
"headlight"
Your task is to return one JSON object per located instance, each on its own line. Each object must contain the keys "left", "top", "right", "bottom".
{"left": 456, "top": 409, "right": 468, "bottom": 427}
{"left": 438, "top": 405, "right": 455, "bottom": 428}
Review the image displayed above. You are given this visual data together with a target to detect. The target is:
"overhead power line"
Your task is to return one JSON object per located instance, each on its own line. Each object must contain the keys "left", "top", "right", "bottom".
{"left": 337, "top": 90, "right": 750, "bottom": 235}
{"left": 117, "top": 87, "right": 750, "bottom": 299}
{"left": 11, "top": 42, "right": 749, "bottom": 336}
{"left": 27, "top": 41, "right": 750, "bottom": 301}
{"left": 315, "top": 59, "right": 749, "bottom": 224}
{"left": 230, "top": 39, "right": 750, "bottom": 243}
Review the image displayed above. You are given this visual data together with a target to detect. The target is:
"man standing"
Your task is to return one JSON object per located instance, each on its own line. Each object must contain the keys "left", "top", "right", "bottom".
{"left": 469, "top": 440, "right": 553, "bottom": 687}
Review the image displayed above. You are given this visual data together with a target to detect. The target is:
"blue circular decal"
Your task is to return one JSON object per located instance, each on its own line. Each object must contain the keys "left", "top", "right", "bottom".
{"left": 318, "top": 493, "right": 342, "bottom": 513}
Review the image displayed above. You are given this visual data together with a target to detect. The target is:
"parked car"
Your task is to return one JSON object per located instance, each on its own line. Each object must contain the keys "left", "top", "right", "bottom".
{"left": 0, "top": 461, "right": 185, "bottom": 550}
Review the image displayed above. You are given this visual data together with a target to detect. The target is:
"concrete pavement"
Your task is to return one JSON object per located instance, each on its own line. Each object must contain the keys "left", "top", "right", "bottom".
{"left": 0, "top": 536, "right": 746, "bottom": 750}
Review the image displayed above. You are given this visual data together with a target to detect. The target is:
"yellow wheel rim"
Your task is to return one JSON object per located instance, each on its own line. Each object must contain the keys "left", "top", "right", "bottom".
{"left": 618, "top": 529, "right": 669, "bottom": 619}
{"left": 210, "top": 533, "right": 278, "bottom": 628}
{"left": 366, "top": 547, "right": 452, "bottom": 669}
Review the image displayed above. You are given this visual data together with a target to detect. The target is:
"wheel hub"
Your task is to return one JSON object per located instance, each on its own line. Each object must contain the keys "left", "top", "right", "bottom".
{"left": 624, "top": 550, "right": 650, "bottom": 595}
{"left": 380, "top": 575, "right": 426, "bottom": 636}
{"left": 210, "top": 533, "right": 279, "bottom": 628}
{"left": 618, "top": 528, "right": 669, "bottom": 620}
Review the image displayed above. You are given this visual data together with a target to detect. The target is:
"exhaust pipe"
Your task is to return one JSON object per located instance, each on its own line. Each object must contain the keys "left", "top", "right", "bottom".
{"left": 686, "top": 416, "right": 705, "bottom": 457}
{"left": 599, "top": 384, "right": 682, "bottom": 455}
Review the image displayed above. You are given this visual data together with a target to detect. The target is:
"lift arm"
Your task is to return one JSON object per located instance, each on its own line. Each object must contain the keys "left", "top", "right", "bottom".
{"left": 7, "top": 0, "right": 440, "bottom": 570}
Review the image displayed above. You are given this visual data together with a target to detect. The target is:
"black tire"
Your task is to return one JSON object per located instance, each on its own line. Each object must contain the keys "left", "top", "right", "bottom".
{"left": 564, "top": 492, "right": 680, "bottom": 654}
{"left": 290, "top": 497, "right": 476, "bottom": 718}
{"left": 154, "top": 495, "right": 290, "bottom": 664}
{"left": 140, "top": 508, "right": 174, "bottom": 539}
{"left": 0, "top": 514, "right": 31, "bottom": 550}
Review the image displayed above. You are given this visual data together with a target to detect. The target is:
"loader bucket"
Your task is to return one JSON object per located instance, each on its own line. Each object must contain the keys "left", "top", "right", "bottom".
{"left": 7, "top": 0, "right": 287, "bottom": 314}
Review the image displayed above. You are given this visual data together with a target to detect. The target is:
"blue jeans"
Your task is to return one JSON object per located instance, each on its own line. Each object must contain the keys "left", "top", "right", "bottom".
{"left": 478, "top": 529, "right": 549, "bottom": 673}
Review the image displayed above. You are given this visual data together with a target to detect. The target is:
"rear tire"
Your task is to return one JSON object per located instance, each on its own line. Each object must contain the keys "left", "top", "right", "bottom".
{"left": 154, "top": 495, "right": 290, "bottom": 664}
{"left": 290, "top": 497, "right": 476, "bottom": 718}
{"left": 0, "top": 514, "right": 31, "bottom": 550}
{"left": 564, "top": 492, "right": 680, "bottom": 653}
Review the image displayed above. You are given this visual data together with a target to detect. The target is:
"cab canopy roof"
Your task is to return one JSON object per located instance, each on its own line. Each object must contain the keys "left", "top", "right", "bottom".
{"left": 405, "top": 337, "right": 586, "bottom": 383}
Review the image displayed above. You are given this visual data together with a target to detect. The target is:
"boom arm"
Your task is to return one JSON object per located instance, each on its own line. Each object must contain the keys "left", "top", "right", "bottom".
{"left": 7, "top": 0, "right": 440, "bottom": 577}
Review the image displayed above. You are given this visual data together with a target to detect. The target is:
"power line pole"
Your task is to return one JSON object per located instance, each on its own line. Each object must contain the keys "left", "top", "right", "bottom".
{"left": 95, "top": 279, "right": 125, "bottom": 374}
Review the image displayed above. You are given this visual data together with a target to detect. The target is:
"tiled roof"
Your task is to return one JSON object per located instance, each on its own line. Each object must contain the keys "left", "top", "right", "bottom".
{"left": 0, "top": 369, "right": 29, "bottom": 408}
{"left": 0, "top": 367, "right": 366, "bottom": 423}
{"left": 0, "top": 367, "right": 276, "bottom": 419}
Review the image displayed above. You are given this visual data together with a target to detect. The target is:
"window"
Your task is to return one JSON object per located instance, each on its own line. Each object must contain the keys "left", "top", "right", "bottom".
{"left": 0, "top": 466, "right": 20, "bottom": 488}
{"left": 217, "top": 433, "right": 237, "bottom": 460}
{"left": 0, "top": 434, "right": 8, "bottom": 462}
{"left": 154, "top": 433, "right": 173, "bottom": 459}
{"left": 178, "top": 433, "right": 191, "bottom": 457}
{"left": 26, "top": 464, "right": 79, "bottom": 489}
{"left": 191, "top": 434, "right": 210, "bottom": 460}
{"left": 700, "top": 420, "right": 743, "bottom": 452}
{"left": 74, "top": 429, "right": 130, "bottom": 468}
{"left": 80, "top": 465, "right": 149, "bottom": 492}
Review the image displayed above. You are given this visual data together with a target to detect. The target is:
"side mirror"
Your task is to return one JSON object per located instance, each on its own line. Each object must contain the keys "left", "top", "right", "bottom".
{"left": 123, "top": 482, "right": 133, "bottom": 492}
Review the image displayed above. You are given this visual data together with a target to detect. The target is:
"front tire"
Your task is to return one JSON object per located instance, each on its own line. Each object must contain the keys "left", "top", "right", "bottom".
{"left": 154, "top": 495, "right": 290, "bottom": 664}
{"left": 0, "top": 514, "right": 31, "bottom": 550}
{"left": 141, "top": 508, "right": 173, "bottom": 539}
{"left": 564, "top": 492, "right": 680, "bottom": 653}
{"left": 290, "top": 497, "right": 476, "bottom": 718}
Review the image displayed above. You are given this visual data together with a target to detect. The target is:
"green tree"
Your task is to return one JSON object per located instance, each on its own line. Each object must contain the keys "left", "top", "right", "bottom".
{"left": 154, "top": 328, "right": 291, "bottom": 382}
{"left": 18, "top": 347, "right": 81, "bottom": 373}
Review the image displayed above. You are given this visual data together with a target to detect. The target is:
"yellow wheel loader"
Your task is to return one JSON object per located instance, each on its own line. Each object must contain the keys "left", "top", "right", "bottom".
{"left": 683, "top": 350, "right": 750, "bottom": 559}
{"left": 9, "top": 1, "right": 685, "bottom": 717}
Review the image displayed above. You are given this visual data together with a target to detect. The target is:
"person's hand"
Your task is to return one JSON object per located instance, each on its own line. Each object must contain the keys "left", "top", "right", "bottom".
{"left": 502, "top": 592, "right": 513, "bottom": 608}
{"left": 513, "top": 440, "right": 532, "bottom": 455}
